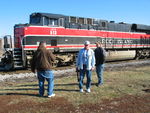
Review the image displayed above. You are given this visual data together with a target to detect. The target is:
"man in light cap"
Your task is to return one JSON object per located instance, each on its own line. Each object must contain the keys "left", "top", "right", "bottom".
{"left": 84, "top": 40, "right": 90, "bottom": 45}
{"left": 76, "top": 41, "right": 95, "bottom": 93}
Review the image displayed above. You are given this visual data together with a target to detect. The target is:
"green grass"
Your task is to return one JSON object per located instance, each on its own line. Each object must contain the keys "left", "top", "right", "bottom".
{"left": 0, "top": 65, "right": 150, "bottom": 112}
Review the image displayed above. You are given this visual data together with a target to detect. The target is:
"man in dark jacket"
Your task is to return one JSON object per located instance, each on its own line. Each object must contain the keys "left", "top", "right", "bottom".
{"left": 31, "top": 41, "right": 56, "bottom": 97}
{"left": 94, "top": 41, "right": 106, "bottom": 86}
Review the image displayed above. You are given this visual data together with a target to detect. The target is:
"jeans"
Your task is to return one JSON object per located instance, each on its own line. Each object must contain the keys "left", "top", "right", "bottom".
{"left": 96, "top": 64, "right": 104, "bottom": 85}
{"left": 79, "top": 65, "right": 92, "bottom": 89}
{"left": 37, "top": 70, "right": 54, "bottom": 96}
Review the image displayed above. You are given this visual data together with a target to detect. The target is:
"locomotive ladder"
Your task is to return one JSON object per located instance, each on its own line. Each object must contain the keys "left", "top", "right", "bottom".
{"left": 13, "top": 48, "right": 24, "bottom": 69}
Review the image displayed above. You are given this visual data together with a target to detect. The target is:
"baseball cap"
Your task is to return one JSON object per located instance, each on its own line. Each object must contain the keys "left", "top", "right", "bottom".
{"left": 84, "top": 41, "right": 90, "bottom": 45}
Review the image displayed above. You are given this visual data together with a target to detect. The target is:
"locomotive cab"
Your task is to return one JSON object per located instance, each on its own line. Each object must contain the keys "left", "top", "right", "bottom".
{"left": 30, "top": 13, "right": 65, "bottom": 27}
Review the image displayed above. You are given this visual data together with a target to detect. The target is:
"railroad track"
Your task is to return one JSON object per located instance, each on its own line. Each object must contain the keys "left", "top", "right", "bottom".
{"left": 0, "top": 59, "right": 150, "bottom": 83}
{"left": 0, "top": 59, "right": 149, "bottom": 75}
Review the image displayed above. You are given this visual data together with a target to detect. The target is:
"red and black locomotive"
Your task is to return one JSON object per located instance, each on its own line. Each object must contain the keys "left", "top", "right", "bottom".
{"left": 1, "top": 12, "right": 150, "bottom": 70}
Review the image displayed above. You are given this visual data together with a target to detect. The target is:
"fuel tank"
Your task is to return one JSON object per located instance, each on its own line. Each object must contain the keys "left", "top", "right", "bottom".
{"left": 106, "top": 50, "right": 136, "bottom": 61}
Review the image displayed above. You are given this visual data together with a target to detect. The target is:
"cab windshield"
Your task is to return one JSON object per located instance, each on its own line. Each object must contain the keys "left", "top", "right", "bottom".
{"left": 30, "top": 16, "right": 41, "bottom": 24}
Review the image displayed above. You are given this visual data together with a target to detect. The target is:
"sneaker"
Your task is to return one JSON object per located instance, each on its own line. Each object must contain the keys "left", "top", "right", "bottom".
{"left": 39, "top": 95, "right": 43, "bottom": 97}
{"left": 87, "top": 88, "right": 91, "bottom": 93}
{"left": 96, "top": 83, "right": 103, "bottom": 87}
{"left": 48, "top": 93, "right": 55, "bottom": 98}
{"left": 80, "top": 89, "right": 84, "bottom": 93}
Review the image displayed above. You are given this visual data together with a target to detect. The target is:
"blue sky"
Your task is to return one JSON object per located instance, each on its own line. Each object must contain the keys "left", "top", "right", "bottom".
{"left": 0, "top": 0, "right": 150, "bottom": 37}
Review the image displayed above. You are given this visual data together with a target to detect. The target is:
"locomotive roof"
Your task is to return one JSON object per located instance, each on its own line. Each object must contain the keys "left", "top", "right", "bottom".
{"left": 31, "top": 12, "right": 107, "bottom": 20}
{"left": 136, "top": 24, "right": 150, "bottom": 31}
{"left": 29, "top": 12, "right": 150, "bottom": 33}
{"left": 30, "top": 12, "right": 66, "bottom": 19}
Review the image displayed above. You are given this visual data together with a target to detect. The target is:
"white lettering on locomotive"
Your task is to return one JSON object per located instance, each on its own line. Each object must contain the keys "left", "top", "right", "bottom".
{"left": 50, "top": 29, "right": 57, "bottom": 35}
{"left": 102, "top": 38, "right": 133, "bottom": 44}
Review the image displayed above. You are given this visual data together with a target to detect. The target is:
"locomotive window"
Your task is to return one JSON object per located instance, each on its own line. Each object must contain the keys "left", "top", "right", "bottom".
{"left": 44, "top": 17, "right": 49, "bottom": 25}
{"left": 78, "top": 18, "right": 84, "bottom": 24}
{"left": 59, "top": 18, "right": 64, "bottom": 26}
{"left": 70, "top": 16, "right": 77, "bottom": 23}
{"left": 30, "top": 16, "right": 41, "bottom": 24}
{"left": 49, "top": 18, "right": 58, "bottom": 26}
{"left": 93, "top": 19, "right": 99, "bottom": 25}
{"left": 22, "top": 38, "right": 26, "bottom": 45}
{"left": 87, "top": 18, "right": 93, "bottom": 25}
{"left": 102, "top": 22, "right": 106, "bottom": 27}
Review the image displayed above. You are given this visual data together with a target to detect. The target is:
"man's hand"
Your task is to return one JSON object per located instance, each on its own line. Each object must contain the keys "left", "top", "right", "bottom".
{"left": 91, "top": 67, "right": 95, "bottom": 71}
{"left": 76, "top": 67, "right": 79, "bottom": 72}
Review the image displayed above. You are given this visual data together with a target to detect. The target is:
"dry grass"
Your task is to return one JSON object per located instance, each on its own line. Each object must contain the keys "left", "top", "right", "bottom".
{"left": 0, "top": 66, "right": 150, "bottom": 113}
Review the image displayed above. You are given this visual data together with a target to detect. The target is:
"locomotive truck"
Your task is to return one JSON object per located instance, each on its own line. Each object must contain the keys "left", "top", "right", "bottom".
{"left": 0, "top": 12, "right": 150, "bottom": 70}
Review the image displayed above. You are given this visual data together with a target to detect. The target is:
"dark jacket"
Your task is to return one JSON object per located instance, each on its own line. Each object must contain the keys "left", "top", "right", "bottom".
{"left": 31, "top": 46, "right": 55, "bottom": 73}
{"left": 94, "top": 47, "right": 106, "bottom": 66}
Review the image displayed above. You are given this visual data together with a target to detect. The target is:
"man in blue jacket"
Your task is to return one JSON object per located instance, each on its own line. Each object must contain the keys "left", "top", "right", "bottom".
{"left": 76, "top": 41, "right": 95, "bottom": 93}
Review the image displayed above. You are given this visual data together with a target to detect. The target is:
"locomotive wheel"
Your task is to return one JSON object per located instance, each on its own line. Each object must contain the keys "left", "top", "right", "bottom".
{"left": 135, "top": 50, "right": 141, "bottom": 60}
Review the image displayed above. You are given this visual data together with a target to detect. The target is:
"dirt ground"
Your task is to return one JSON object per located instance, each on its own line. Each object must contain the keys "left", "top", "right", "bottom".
{"left": 0, "top": 62, "right": 150, "bottom": 113}
{"left": 0, "top": 94, "right": 150, "bottom": 113}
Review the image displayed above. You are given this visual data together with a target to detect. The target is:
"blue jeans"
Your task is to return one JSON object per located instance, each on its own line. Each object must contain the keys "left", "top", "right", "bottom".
{"left": 79, "top": 65, "right": 92, "bottom": 89}
{"left": 37, "top": 70, "right": 54, "bottom": 96}
{"left": 96, "top": 64, "right": 104, "bottom": 85}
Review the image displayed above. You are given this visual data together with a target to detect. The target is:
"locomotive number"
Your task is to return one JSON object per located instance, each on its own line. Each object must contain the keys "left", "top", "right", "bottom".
{"left": 50, "top": 29, "right": 57, "bottom": 35}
